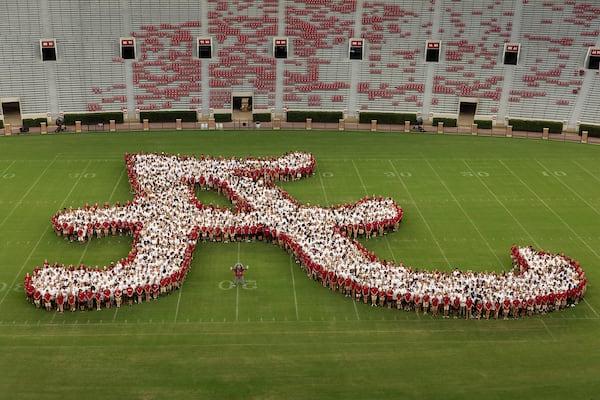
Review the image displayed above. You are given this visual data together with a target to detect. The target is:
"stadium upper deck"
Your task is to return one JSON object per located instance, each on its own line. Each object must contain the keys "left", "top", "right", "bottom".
{"left": 1, "top": 0, "right": 599, "bottom": 129}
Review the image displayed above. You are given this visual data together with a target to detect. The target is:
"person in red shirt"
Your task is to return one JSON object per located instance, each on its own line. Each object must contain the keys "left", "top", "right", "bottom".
{"left": 95, "top": 292, "right": 102, "bottom": 311}
{"left": 452, "top": 297, "right": 460, "bottom": 319}
{"left": 503, "top": 298, "right": 511, "bottom": 320}
{"left": 466, "top": 297, "right": 473, "bottom": 320}
{"left": 115, "top": 289, "right": 122, "bottom": 308}
{"left": 136, "top": 286, "right": 144, "bottom": 303}
{"left": 413, "top": 294, "right": 421, "bottom": 314}
{"left": 475, "top": 301, "right": 483, "bottom": 319}
{"left": 378, "top": 290, "right": 386, "bottom": 307}
{"left": 344, "top": 278, "right": 352, "bottom": 297}
{"left": 443, "top": 295, "right": 450, "bottom": 318}
{"left": 43, "top": 292, "right": 52, "bottom": 311}
{"left": 78, "top": 291, "right": 87, "bottom": 311}
{"left": 370, "top": 287, "right": 378, "bottom": 306}
{"left": 56, "top": 293, "right": 65, "bottom": 313}
{"left": 145, "top": 284, "right": 152, "bottom": 302}
{"left": 422, "top": 294, "right": 430, "bottom": 314}
{"left": 231, "top": 263, "right": 248, "bottom": 287}
{"left": 431, "top": 296, "right": 439, "bottom": 316}
{"left": 512, "top": 299, "right": 521, "bottom": 319}
{"left": 386, "top": 289, "right": 394, "bottom": 309}
{"left": 484, "top": 300, "right": 492, "bottom": 320}
{"left": 403, "top": 292, "right": 412, "bottom": 311}
{"left": 126, "top": 287, "right": 134, "bottom": 306}
{"left": 104, "top": 289, "right": 111, "bottom": 308}
{"left": 68, "top": 293, "right": 76, "bottom": 312}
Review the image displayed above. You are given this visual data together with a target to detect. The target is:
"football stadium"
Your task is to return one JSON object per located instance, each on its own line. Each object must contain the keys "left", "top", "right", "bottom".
{"left": 1, "top": 1, "right": 600, "bottom": 399}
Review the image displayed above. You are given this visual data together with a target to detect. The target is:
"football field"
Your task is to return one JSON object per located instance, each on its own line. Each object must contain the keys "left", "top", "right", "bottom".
{"left": 0, "top": 130, "right": 599, "bottom": 399}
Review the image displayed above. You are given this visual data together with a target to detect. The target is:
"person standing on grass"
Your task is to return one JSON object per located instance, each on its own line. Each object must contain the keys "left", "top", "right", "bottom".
{"left": 231, "top": 262, "right": 248, "bottom": 287}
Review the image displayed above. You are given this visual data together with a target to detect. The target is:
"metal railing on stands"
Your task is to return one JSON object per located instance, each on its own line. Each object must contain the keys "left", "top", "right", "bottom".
{"left": 1, "top": 119, "right": 597, "bottom": 146}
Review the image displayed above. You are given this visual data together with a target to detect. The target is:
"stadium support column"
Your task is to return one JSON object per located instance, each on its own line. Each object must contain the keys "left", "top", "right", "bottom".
{"left": 40, "top": 0, "right": 59, "bottom": 118}
{"left": 421, "top": 0, "right": 443, "bottom": 121}
{"left": 273, "top": 0, "right": 286, "bottom": 116}
{"left": 346, "top": 0, "right": 364, "bottom": 120}
{"left": 497, "top": 0, "right": 523, "bottom": 125}
{"left": 201, "top": 0, "right": 210, "bottom": 117}
{"left": 568, "top": 34, "right": 600, "bottom": 130}
{"left": 120, "top": 0, "right": 136, "bottom": 120}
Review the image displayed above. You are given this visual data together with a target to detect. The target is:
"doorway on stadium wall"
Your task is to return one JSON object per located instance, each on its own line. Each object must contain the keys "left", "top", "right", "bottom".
{"left": 232, "top": 93, "right": 253, "bottom": 127}
{"left": 458, "top": 100, "right": 477, "bottom": 128}
{"left": 1, "top": 100, "right": 22, "bottom": 128}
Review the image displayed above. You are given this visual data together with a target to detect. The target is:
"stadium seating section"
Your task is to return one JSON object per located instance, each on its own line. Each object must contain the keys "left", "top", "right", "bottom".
{"left": 1, "top": 0, "right": 600, "bottom": 127}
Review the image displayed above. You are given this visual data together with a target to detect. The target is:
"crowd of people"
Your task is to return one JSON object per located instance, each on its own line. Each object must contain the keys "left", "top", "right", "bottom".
{"left": 25, "top": 152, "right": 587, "bottom": 318}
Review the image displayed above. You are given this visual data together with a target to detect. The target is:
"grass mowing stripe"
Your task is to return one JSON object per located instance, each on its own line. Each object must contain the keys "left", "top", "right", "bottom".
{"left": 423, "top": 159, "right": 504, "bottom": 268}
{"left": 0, "top": 160, "right": 92, "bottom": 311}
{"left": 0, "top": 156, "right": 57, "bottom": 230}
{"left": 536, "top": 159, "right": 600, "bottom": 217}
{"left": 499, "top": 159, "right": 600, "bottom": 261}
{"left": 583, "top": 298, "right": 600, "bottom": 318}
{"left": 387, "top": 160, "right": 451, "bottom": 266}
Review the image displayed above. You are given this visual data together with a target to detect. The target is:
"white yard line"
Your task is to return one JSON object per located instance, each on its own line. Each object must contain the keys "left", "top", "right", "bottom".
{"left": 108, "top": 168, "right": 127, "bottom": 202}
{"left": 388, "top": 160, "right": 452, "bottom": 266}
{"left": 0, "top": 160, "right": 92, "bottom": 310}
{"left": 0, "top": 160, "right": 16, "bottom": 176}
{"left": 289, "top": 256, "right": 299, "bottom": 321}
{"left": 235, "top": 285, "right": 240, "bottom": 322}
{"left": 423, "top": 159, "right": 504, "bottom": 267}
{"left": 317, "top": 171, "right": 330, "bottom": 204}
{"left": 583, "top": 298, "right": 600, "bottom": 318}
{"left": 539, "top": 318, "right": 556, "bottom": 341}
{"left": 352, "top": 300, "right": 361, "bottom": 321}
{"left": 174, "top": 286, "right": 183, "bottom": 323}
{"left": 235, "top": 242, "right": 241, "bottom": 322}
{"left": 536, "top": 159, "right": 600, "bottom": 217}
{"left": 571, "top": 160, "right": 600, "bottom": 185}
{"left": 350, "top": 160, "right": 369, "bottom": 195}
{"left": 0, "top": 157, "right": 57, "bottom": 231}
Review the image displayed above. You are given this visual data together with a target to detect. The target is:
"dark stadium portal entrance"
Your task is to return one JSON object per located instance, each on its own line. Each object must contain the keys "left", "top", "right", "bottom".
{"left": 1, "top": 101, "right": 22, "bottom": 127}
{"left": 232, "top": 96, "right": 252, "bottom": 112}
{"left": 232, "top": 94, "right": 253, "bottom": 125}
{"left": 458, "top": 101, "right": 477, "bottom": 127}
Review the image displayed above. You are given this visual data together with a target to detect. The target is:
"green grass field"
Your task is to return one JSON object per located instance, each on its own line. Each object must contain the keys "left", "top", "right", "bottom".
{"left": 0, "top": 130, "right": 599, "bottom": 399}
